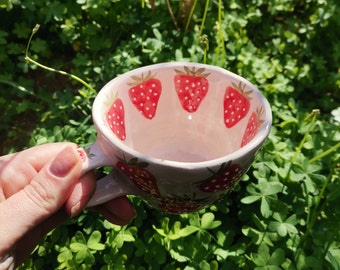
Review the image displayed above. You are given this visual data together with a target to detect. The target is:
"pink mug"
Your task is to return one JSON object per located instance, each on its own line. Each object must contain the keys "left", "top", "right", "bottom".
{"left": 78, "top": 62, "right": 272, "bottom": 214}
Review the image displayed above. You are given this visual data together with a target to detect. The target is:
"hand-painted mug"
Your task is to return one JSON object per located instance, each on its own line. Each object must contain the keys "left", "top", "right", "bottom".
{"left": 78, "top": 62, "right": 272, "bottom": 214}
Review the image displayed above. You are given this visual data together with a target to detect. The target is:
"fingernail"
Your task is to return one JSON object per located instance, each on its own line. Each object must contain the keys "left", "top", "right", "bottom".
{"left": 70, "top": 192, "right": 93, "bottom": 217}
{"left": 70, "top": 201, "right": 81, "bottom": 217}
{"left": 49, "top": 147, "right": 78, "bottom": 178}
{"left": 76, "top": 148, "right": 87, "bottom": 162}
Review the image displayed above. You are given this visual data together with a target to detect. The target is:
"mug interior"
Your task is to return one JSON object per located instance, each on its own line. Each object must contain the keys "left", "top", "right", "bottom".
{"left": 94, "top": 63, "right": 271, "bottom": 163}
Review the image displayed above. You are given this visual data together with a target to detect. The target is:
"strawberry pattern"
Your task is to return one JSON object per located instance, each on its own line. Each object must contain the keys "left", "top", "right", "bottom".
{"left": 106, "top": 98, "right": 126, "bottom": 141}
{"left": 174, "top": 66, "right": 210, "bottom": 112}
{"left": 102, "top": 65, "right": 267, "bottom": 214}
{"left": 241, "top": 107, "right": 264, "bottom": 147}
{"left": 198, "top": 162, "right": 243, "bottom": 193}
{"left": 128, "top": 71, "right": 162, "bottom": 120}
{"left": 116, "top": 158, "right": 161, "bottom": 198}
{"left": 158, "top": 196, "right": 205, "bottom": 214}
{"left": 223, "top": 82, "right": 252, "bottom": 128}
{"left": 105, "top": 66, "right": 264, "bottom": 147}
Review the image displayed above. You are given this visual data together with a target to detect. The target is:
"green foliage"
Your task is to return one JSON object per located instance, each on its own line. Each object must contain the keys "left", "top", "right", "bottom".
{"left": 0, "top": 0, "right": 339, "bottom": 269}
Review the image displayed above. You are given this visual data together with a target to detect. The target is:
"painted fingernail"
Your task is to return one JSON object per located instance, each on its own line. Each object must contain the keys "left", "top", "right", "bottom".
{"left": 49, "top": 147, "right": 78, "bottom": 178}
{"left": 76, "top": 148, "right": 87, "bottom": 162}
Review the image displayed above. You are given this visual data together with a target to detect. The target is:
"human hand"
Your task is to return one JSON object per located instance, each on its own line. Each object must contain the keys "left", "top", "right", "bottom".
{"left": 0, "top": 143, "right": 136, "bottom": 269}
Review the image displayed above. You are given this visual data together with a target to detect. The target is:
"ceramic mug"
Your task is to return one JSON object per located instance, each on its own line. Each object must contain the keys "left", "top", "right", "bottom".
{"left": 78, "top": 62, "right": 272, "bottom": 214}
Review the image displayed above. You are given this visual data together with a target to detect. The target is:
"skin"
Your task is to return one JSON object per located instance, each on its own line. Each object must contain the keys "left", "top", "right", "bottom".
{"left": 0, "top": 143, "right": 136, "bottom": 268}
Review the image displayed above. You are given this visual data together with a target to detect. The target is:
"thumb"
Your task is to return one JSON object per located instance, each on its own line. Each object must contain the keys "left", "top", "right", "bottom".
{"left": 0, "top": 146, "right": 82, "bottom": 252}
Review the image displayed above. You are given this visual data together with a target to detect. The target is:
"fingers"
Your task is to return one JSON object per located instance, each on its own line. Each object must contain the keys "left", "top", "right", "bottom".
{"left": 0, "top": 146, "right": 82, "bottom": 254}
{"left": 0, "top": 142, "right": 78, "bottom": 198}
{"left": 22, "top": 142, "right": 78, "bottom": 172}
{"left": 64, "top": 171, "right": 96, "bottom": 217}
{"left": 0, "top": 142, "right": 137, "bottom": 269}
{"left": 92, "top": 196, "right": 136, "bottom": 226}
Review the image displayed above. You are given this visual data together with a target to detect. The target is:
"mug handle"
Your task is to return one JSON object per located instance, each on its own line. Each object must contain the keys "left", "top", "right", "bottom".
{"left": 77, "top": 140, "right": 137, "bottom": 207}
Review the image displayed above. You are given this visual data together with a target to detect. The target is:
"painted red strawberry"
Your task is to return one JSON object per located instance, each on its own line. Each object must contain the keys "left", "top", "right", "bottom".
{"left": 241, "top": 107, "right": 264, "bottom": 147}
{"left": 224, "top": 82, "right": 252, "bottom": 128}
{"left": 198, "top": 162, "right": 243, "bottom": 193}
{"left": 106, "top": 98, "right": 126, "bottom": 141}
{"left": 116, "top": 158, "right": 160, "bottom": 197}
{"left": 158, "top": 197, "right": 203, "bottom": 214}
{"left": 128, "top": 71, "right": 162, "bottom": 119}
{"left": 174, "top": 66, "right": 210, "bottom": 112}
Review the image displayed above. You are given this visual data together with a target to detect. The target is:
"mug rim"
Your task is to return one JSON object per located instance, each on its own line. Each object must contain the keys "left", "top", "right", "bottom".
{"left": 92, "top": 62, "right": 272, "bottom": 169}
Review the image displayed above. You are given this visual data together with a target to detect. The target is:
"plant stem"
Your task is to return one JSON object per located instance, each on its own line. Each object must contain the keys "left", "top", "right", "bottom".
{"left": 0, "top": 79, "right": 33, "bottom": 95}
{"left": 190, "top": 0, "right": 210, "bottom": 62}
{"left": 25, "top": 56, "right": 96, "bottom": 94}
{"left": 308, "top": 142, "right": 340, "bottom": 163}
{"left": 166, "top": 0, "right": 179, "bottom": 31}
{"left": 25, "top": 24, "right": 97, "bottom": 94}
{"left": 291, "top": 109, "right": 319, "bottom": 164}
{"left": 216, "top": 0, "right": 225, "bottom": 66}
{"left": 185, "top": 0, "right": 198, "bottom": 32}
{"left": 199, "top": 0, "right": 210, "bottom": 37}
{"left": 295, "top": 171, "right": 331, "bottom": 261}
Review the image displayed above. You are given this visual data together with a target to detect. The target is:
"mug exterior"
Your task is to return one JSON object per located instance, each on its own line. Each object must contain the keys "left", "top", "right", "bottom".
{"left": 87, "top": 62, "right": 272, "bottom": 214}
